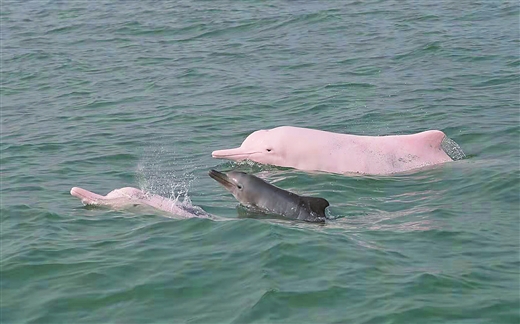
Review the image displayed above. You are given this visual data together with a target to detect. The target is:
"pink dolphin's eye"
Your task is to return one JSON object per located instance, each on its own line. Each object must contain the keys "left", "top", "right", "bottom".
{"left": 266, "top": 148, "right": 272, "bottom": 152}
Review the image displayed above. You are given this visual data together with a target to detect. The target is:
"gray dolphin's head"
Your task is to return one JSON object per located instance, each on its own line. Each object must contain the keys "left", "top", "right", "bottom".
{"left": 208, "top": 169, "right": 329, "bottom": 223}
{"left": 208, "top": 169, "right": 267, "bottom": 206}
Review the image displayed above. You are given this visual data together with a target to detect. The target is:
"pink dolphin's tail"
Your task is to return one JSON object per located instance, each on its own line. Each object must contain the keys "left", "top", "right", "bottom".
{"left": 70, "top": 187, "right": 106, "bottom": 205}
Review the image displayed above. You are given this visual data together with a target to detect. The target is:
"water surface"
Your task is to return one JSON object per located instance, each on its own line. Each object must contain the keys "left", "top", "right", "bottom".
{"left": 2, "top": 1, "right": 519, "bottom": 323}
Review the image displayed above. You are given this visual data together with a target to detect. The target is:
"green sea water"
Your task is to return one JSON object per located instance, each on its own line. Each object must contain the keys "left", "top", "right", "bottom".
{"left": 1, "top": 1, "right": 519, "bottom": 323}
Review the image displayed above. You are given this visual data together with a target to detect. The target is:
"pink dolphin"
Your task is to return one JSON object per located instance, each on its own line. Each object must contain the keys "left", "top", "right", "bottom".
{"left": 212, "top": 126, "right": 465, "bottom": 175}
{"left": 70, "top": 187, "right": 215, "bottom": 219}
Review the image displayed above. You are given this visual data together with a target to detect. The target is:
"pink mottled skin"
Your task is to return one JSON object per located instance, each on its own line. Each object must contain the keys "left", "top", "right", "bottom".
{"left": 212, "top": 126, "right": 454, "bottom": 175}
{"left": 70, "top": 187, "right": 214, "bottom": 219}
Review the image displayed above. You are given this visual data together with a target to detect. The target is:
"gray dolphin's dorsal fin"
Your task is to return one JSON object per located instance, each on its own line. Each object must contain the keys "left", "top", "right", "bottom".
{"left": 300, "top": 196, "right": 330, "bottom": 216}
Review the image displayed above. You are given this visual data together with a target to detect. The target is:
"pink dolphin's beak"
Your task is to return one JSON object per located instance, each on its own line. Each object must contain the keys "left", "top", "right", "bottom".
{"left": 212, "top": 147, "right": 255, "bottom": 161}
{"left": 70, "top": 187, "right": 105, "bottom": 205}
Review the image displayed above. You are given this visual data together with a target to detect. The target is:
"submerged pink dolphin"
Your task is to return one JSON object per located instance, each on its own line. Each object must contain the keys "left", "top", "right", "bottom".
{"left": 70, "top": 187, "right": 215, "bottom": 219}
{"left": 212, "top": 126, "right": 465, "bottom": 175}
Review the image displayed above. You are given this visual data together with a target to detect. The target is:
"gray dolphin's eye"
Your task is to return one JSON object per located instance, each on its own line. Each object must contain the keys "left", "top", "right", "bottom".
{"left": 237, "top": 184, "right": 243, "bottom": 190}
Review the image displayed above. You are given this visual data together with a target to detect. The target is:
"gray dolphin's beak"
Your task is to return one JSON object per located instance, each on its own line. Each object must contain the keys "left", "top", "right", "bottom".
{"left": 211, "top": 147, "right": 252, "bottom": 161}
{"left": 208, "top": 169, "right": 235, "bottom": 191}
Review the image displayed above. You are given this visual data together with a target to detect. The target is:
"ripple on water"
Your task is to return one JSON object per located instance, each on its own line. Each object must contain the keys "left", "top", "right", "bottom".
{"left": 1, "top": 0, "right": 519, "bottom": 323}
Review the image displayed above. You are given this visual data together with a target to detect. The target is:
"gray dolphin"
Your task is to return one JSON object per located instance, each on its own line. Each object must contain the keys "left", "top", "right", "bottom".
{"left": 208, "top": 170, "right": 329, "bottom": 223}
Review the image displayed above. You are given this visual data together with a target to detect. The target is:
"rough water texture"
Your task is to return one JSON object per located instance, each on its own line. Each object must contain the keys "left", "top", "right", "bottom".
{"left": 441, "top": 135, "right": 466, "bottom": 161}
{"left": 1, "top": 1, "right": 519, "bottom": 323}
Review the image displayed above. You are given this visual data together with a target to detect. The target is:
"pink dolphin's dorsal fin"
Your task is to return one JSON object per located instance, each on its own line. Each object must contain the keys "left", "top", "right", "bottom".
{"left": 413, "top": 130, "right": 466, "bottom": 161}
{"left": 415, "top": 130, "right": 447, "bottom": 149}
